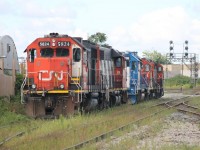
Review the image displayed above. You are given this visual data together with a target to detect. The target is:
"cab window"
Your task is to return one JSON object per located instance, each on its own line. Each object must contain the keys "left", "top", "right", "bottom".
{"left": 56, "top": 48, "right": 69, "bottom": 57}
{"left": 73, "top": 48, "right": 81, "bottom": 62}
{"left": 29, "top": 49, "right": 37, "bottom": 62}
{"left": 41, "top": 48, "right": 54, "bottom": 57}
{"left": 145, "top": 64, "right": 150, "bottom": 72}
{"left": 126, "top": 60, "right": 129, "bottom": 67}
{"left": 115, "top": 58, "right": 121, "bottom": 67}
{"left": 132, "top": 62, "right": 136, "bottom": 70}
{"left": 158, "top": 66, "right": 162, "bottom": 72}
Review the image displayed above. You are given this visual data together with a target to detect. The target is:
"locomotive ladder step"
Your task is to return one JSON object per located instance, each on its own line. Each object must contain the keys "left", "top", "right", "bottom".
{"left": 70, "top": 82, "right": 80, "bottom": 84}
{"left": 71, "top": 77, "right": 80, "bottom": 81}
{"left": 70, "top": 77, "right": 80, "bottom": 84}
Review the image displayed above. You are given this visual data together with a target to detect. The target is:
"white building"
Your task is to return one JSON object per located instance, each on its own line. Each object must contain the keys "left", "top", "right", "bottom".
{"left": 0, "top": 35, "right": 20, "bottom": 98}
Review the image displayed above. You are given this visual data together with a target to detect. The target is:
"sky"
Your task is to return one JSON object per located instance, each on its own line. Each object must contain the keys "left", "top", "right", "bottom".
{"left": 0, "top": 0, "right": 200, "bottom": 59}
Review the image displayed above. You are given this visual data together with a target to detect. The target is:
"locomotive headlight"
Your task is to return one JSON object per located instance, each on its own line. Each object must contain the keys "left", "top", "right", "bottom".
{"left": 60, "top": 84, "right": 64, "bottom": 89}
{"left": 32, "top": 84, "right": 36, "bottom": 89}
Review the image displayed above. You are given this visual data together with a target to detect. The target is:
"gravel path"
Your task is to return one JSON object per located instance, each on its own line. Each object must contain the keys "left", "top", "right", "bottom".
{"left": 97, "top": 93, "right": 200, "bottom": 150}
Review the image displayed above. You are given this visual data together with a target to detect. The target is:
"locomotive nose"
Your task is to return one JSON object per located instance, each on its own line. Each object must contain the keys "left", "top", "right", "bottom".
{"left": 34, "top": 58, "right": 69, "bottom": 90}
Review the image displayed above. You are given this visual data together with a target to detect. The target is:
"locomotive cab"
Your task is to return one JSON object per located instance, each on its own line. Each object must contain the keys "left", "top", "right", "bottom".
{"left": 156, "top": 63, "right": 164, "bottom": 97}
{"left": 125, "top": 52, "right": 141, "bottom": 104}
{"left": 22, "top": 33, "right": 84, "bottom": 117}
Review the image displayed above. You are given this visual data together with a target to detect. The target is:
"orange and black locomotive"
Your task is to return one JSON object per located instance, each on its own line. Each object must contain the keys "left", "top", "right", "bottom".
{"left": 21, "top": 33, "right": 128, "bottom": 117}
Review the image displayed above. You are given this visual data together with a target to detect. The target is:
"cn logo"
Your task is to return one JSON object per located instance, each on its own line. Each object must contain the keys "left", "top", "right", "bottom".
{"left": 39, "top": 70, "right": 63, "bottom": 81}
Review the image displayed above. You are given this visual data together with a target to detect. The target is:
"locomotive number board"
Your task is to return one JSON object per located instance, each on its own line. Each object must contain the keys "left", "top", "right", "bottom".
{"left": 38, "top": 41, "right": 70, "bottom": 47}
{"left": 57, "top": 41, "right": 70, "bottom": 47}
{"left": 39, "top": 41, "right": 50, "bottom": 47}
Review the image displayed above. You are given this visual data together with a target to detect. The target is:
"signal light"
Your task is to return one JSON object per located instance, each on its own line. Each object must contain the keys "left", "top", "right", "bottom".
{"left": 185, "top": 52, "right": 188, "bottom": 57}
{"left": 185, "top": 46, "right": 188, "bottom": 50}
{"left": 169, "top": 41, "right": 174, "bottom": 50}
{"left": 169, "top": 40, "right": 174, "bottom": 57}
{"left": 184, "top": 40, "right": 188, "bottom": 57}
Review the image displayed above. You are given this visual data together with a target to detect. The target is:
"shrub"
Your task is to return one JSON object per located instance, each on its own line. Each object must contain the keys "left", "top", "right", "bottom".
{"left": 15, "top": 73, "right": 24, "bottom": 95}
{"left": 165, "top": 75, "right": 191, "bottom": 88}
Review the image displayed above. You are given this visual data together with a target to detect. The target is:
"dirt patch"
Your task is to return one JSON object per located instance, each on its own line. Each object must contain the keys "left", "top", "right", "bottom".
{"left": 95, "top": 94, "right": 200, "bottom": 149}
{"left": 137, "top": 112, "right": 200, "bottom": 149}
{"left": 97, "top": 125, "right": 151, "bottom": 150}
{"left": 97, "top": 112, "right": 200, "bottom": 150}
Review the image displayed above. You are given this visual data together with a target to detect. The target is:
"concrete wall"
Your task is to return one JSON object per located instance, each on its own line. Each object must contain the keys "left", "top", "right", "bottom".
{"left": 0, "top": 74, "right": 14, "bottom": 97}
{"left": 163, "top": 64, "right": 200, "bottom": 79}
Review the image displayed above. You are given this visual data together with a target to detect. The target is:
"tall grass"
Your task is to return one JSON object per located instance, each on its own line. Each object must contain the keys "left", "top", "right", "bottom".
{"left": 164, "top": 75, "right": 200, "bottom": 89}
{"left": 1, "top": 98, "right": 171, "bottom": 150}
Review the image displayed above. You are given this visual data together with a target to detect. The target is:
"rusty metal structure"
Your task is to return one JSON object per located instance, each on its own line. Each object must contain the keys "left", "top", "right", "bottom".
{"left": 166, "top": 40, "right": 199, "bottom": 87}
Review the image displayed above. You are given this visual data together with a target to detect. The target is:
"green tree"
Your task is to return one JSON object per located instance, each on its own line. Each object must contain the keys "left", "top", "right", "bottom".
{"left": 88, "top": 32, "right": 107, "bottom": 44}
{"left": 142, "top": 50, "right": 170, "bottom": 64}
{"left": 15, "top": 74, "right": 23, "bottom": 95}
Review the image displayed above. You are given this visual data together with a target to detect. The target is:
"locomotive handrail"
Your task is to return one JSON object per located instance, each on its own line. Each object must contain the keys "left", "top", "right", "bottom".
{"left": 142, "top": 76, "right": 149, "bottom": 87}
{"left": 21, "top": 72, "right": 38, "bottom": 104}
{"left": 154, "top": 79, "right": 161, "bottom": 91}
{"left": 20, "top": 75, "right": 27, "bottom": 104}
{"left": 132, "top": 79, "right": 138, "bottom": 95}
{"left": 66, "top": 68, "right": 82, "bottom": 103}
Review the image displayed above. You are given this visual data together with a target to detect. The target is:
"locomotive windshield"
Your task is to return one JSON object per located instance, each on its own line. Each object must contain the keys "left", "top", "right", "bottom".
{"left": 41, "top": 48, "right": 54, "bottom": 57}
{"left": 115, "top": 57, "right": 121, "bottom": 67}
{"left": 145, "top": 64, "right": 150, "bottom": 72}
{"left": 29, "top": 49, "right": 36, "bottom": 62}
{"left": 132, "top": 62, "right": 136, "bottom": 70}
{"left": 158, "top": 66, "right": 162, "bottom": 72}
{"left": 73, "top": 48, "right": 81, "bottom": 62}
{"left": 126, "top": 60, "right": 129, "bottom": 67}
{"left": 56, "top": 48, "right": 69, "bottom": 57}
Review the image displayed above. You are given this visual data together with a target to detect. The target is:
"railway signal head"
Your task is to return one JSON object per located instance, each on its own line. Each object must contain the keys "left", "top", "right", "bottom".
{"left": 169, "top": 40, "right": 174, "bottom": 58}
{"left": 184, "top": 40, "right": 189, "bottom": 57}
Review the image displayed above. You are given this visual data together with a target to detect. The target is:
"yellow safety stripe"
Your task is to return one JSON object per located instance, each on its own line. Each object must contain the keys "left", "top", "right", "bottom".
{"left": 23, "top": 88, "right": 128, "bottom": 94}
{"left": 71, "top": 77, "right": 80, "bottom": 81}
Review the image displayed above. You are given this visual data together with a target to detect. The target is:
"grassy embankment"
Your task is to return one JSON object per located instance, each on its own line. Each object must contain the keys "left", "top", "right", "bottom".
{"left": 164, "top": 75, "right": 200, "bottom": 90}
{"left": 0, "top": 96, "right": 172, "bottom": 150}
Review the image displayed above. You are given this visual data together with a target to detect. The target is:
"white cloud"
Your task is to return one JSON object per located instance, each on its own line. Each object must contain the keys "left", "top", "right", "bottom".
{"left": 109, "top": 6, "right": 200, "bottom": 56}
{"left": 0, "top": 0, "right": 80, "bottom": 57}
{"left": 1, "top": 1, "right": 200, "bottom": 58}
{"left": 131, "top": 6, "right": 189, "bottom": 43}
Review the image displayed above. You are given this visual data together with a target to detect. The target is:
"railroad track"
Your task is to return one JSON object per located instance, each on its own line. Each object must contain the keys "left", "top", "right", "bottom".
{"left": 64, "top": 95, "right": 197, "bottom": 150}
{"left": 164, "top": 99, "right": 200, "bottom": 116}
{"left": 0, "top": 127, "right": 38, "bottom": 147}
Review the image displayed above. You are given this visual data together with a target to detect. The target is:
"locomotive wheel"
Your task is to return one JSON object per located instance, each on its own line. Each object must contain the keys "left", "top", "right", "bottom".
{"left": 137, "top": 91, "right": 142, "bottom": 102}
{"left": 121, "top": 92, "right": 128, "bottom": 104}
{"left": 155, "top": 91, "right": 159, "bottom": 99}
{"left": 144, "top": 92, "right": 149, "bottom": 101}
{"left": 149, "top": 92, "right": 154, "bottom": 100}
